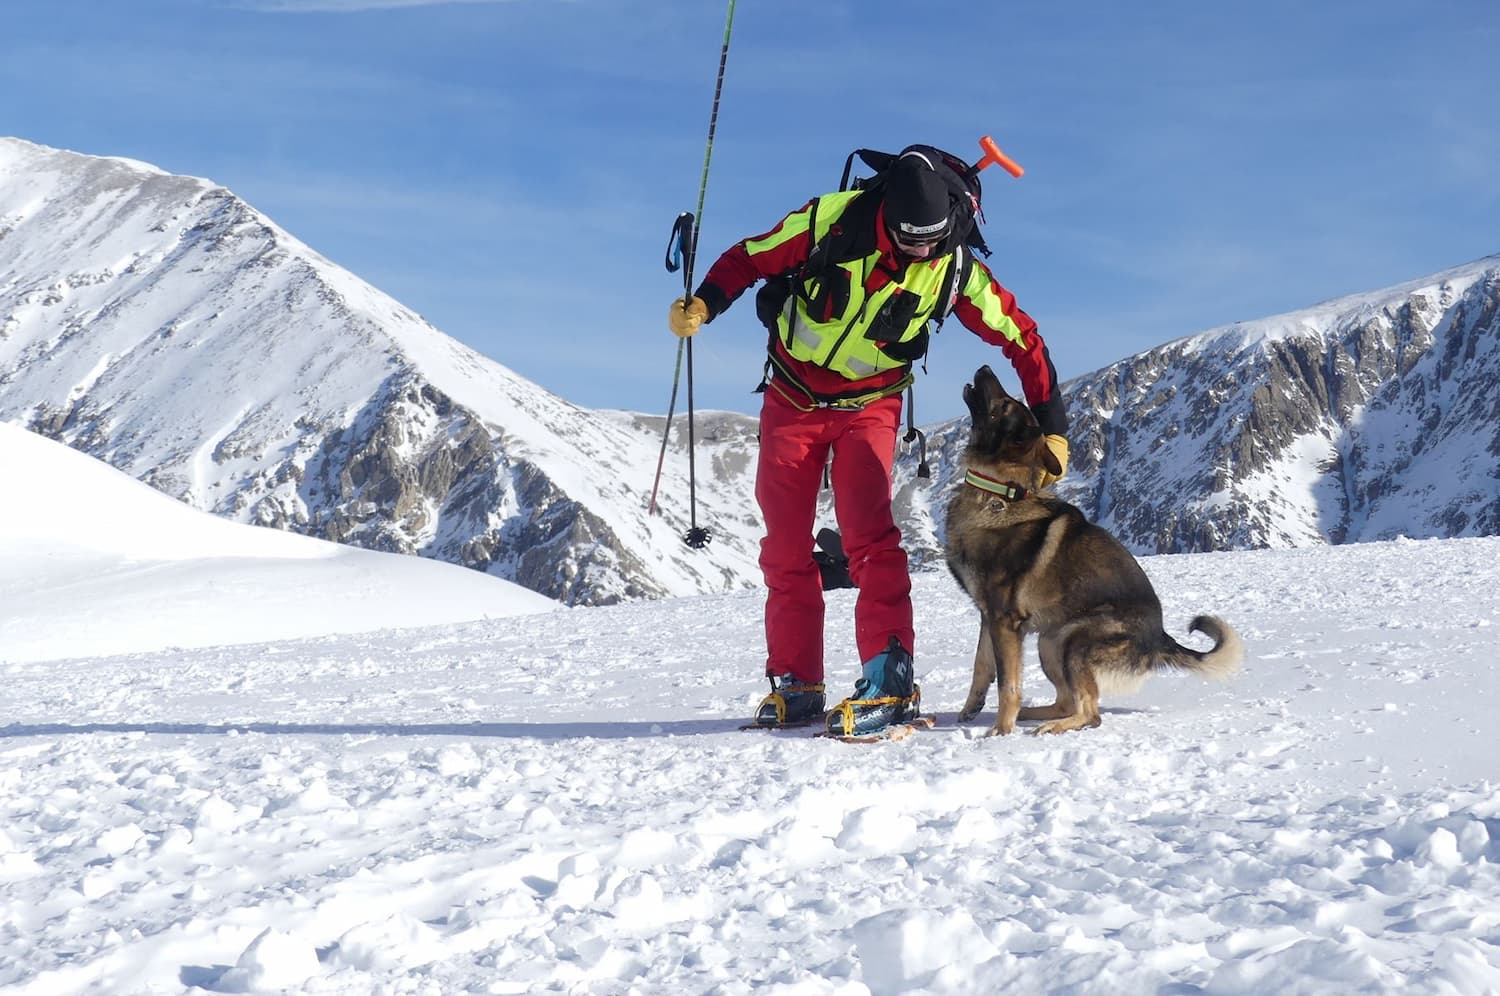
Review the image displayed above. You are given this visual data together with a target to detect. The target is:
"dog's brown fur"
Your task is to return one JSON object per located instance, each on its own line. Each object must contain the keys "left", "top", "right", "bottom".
{"left": 944, "top": 365, "right": 1243, "bottom": 736}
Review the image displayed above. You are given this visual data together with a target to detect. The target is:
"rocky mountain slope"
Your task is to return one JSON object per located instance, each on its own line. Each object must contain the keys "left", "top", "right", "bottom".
{"left": 1026, "top": 257, "right": 1499, "bottom": 553}
{"left": 3, "top": 137, "right": 1496, "bottom": 603}
{"left": 0, "top": 138, "right": 763, "bottom": 606}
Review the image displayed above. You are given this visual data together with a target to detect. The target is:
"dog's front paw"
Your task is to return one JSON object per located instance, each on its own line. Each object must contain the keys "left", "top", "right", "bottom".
{"left": 984, "top": 717, "right": 1016, "bottom": 737}
{"left": 957, "top": 703, "right": 982, "bottom": 723}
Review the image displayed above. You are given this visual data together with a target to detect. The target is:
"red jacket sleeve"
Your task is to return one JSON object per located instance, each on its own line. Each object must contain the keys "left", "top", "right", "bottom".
{"left": 692, "top": 199, "right": 819, "bottom": 319}
{"left": 952, "top": 260, "right": 1068, "bottom": 436}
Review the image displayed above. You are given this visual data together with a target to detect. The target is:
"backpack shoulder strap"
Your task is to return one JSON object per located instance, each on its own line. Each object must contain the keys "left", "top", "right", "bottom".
{"left": 843, "top": 149, "right": 896, "bottom": 191}
{"left": 800, "top": 189, "right": 878, "bottom": 275}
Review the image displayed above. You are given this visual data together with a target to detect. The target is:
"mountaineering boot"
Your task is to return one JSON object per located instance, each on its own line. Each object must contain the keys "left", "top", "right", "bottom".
{"left": 754, "top": 674, "right": 827, "bottom": 727}
{"left": 826, "top": 637, "right": 920, "bottom": 737}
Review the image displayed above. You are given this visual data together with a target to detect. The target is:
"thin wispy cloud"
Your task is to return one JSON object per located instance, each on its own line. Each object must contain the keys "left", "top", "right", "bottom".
{"left": 236, "top": 0, "right": 523, "bottom": 12}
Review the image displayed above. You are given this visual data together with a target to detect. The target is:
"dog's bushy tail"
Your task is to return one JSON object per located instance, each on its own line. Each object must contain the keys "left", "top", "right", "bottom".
{"left": 1160, "top": 614, "right": 1244, "bottom": 680}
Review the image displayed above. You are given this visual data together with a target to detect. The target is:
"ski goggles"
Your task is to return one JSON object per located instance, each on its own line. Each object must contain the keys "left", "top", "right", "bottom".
{"left": 890, "top": 228, "right": 945, "bottom": 254}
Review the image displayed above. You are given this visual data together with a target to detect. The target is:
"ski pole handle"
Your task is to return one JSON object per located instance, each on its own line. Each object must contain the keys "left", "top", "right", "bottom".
{"left": 665, "top": 213, "right": 687, "bottom": 273}
{"left": 975, "top": 135, "right": 1024, "bottom": 178}
{"left": 665, "top": 212, "right": 695, "bottom": 274}
{"left": 664, "top": 212, "right": 698, "bottom": 303}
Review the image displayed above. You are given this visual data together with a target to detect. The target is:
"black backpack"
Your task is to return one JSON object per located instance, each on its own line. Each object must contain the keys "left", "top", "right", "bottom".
{"left": 835, "top": 143, "right": 992, "bottom": 260}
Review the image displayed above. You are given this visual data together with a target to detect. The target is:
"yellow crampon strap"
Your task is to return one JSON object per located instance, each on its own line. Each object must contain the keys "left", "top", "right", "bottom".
{"left": 761, "top": 683, "right": 825, "bottom": 724}
{"left": 825, "top": 689, "right": 919, "bottom": 736}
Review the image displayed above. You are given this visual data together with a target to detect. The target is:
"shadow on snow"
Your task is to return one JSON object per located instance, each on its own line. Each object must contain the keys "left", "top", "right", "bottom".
{"left": 0, "top": 708, "right": 1149, "bottom": 742}
{"left": 0, "top": 719, "right": 743, "bottom": 740}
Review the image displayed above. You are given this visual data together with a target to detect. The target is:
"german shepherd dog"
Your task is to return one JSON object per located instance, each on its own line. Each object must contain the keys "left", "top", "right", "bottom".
{"left": 945, "top": 365, "right": 1243, "bottom": 735}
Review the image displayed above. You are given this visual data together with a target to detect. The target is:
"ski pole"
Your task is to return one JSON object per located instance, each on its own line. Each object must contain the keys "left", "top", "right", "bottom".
{"left": 647, "top": 213, "right": 694, "bottom": 519}
{"left": 648, "top": 0, "right": 738, "bottom": 551}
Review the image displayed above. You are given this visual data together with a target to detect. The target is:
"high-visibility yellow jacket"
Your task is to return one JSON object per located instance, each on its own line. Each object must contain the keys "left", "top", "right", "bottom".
{"left": 695, "top": 190, "right": 1067, "bottom": 433}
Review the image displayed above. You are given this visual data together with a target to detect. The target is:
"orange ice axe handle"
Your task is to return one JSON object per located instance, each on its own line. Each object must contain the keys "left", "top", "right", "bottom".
{"left": 976, "top": 135, "right": 1024, "bottom": 178}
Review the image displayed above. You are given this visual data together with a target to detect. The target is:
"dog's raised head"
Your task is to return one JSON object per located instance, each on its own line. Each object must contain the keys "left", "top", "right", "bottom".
{"left": 962, "top": 365, "right": 1062, "bottom": 487}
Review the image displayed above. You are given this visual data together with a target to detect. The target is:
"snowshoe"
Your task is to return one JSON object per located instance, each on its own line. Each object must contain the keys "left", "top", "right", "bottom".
{"left": 825, "top": 637, "right": 920, "bottom": 737}
{"left": 751, "top": 675, "right": 826, "bottom": 728}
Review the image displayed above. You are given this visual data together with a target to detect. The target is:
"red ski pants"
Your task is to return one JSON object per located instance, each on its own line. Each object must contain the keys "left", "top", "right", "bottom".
{"left": 755, "top": 387, "right": 914, "bottom": 684}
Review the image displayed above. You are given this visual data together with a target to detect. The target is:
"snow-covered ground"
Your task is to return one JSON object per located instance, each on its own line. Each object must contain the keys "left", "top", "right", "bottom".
{"left": 0, "top": 423, "right": 557, "bottom": 664}
{"left": 3, "top": 424, "right": 1499, "bottom": 995}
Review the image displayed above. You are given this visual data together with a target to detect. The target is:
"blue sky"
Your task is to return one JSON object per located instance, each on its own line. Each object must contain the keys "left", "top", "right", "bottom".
{"left": 4, "top": 0, "right": 1498, "bottom": 421}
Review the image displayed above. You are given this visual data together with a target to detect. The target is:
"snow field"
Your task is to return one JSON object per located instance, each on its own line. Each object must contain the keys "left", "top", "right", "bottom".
{"left": 3, "top": 536, "right": 1500, "bottom": 992}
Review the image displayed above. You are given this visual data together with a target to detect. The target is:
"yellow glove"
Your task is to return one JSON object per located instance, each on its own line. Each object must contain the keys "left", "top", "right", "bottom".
{"left": 668, "top": 296, "right": 709, "bottom": 337}
{"left": 1039, "top": 434, "right": 1069, "bottom": 487}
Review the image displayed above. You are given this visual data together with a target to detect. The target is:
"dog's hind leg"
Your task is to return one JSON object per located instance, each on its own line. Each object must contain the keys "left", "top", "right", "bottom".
{"left": 1018, "top": 633, "right": 1074, "bottom": 721}
{"left": 1033, "top": 642, "right": 1105, "bottom": 735}
{"left": 958, "top": 616, "right": 996, "bottom": 722}
{"left": 985, "top": 623, "right": 1024, "bottom": 737}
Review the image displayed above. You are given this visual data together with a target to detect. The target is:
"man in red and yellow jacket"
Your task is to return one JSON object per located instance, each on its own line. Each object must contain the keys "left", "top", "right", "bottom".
{"left": 669, "top": 150, "right": 1069, "bottom": 736}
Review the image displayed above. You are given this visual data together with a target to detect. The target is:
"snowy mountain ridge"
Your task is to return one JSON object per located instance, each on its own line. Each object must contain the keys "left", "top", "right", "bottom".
{"left": 0, "top": 137, "right": 765, "bottom": 605}
{"left": 3, "top": 136, "right": 1497, "bottom": 603}
{"left": 1048, "top": 253, "right": 1500, "bottom": 551}
{"left": 870, "top": 252, "right": 1500, "bottom": 566}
